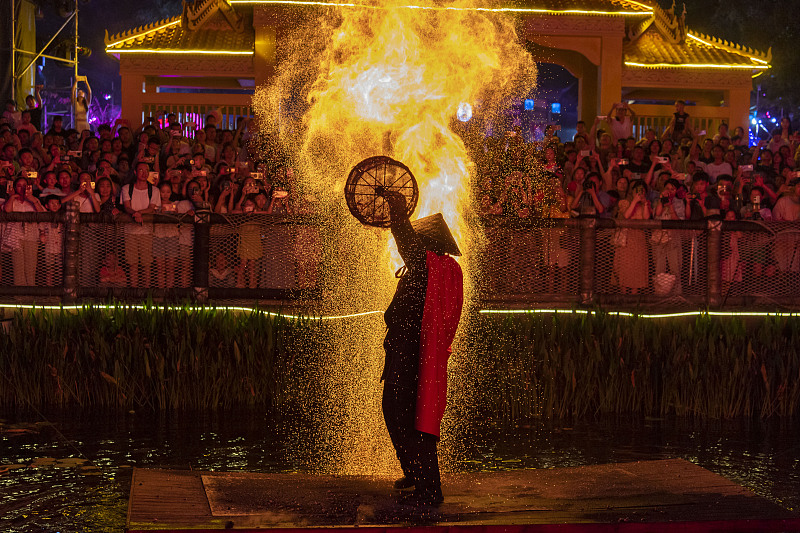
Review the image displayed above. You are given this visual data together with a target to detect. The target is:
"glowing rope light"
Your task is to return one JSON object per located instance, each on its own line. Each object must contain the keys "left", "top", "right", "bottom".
{"left": 229, "top": 0, "right": 653, "bottom": 16}
{"left": 107, "top": 49, "right": 253, "bottom": 55}
{"left": 625, "top": 61, "right": 768, "bottom": 70}
{"left": 479, "top": 309, "right": 800, "bottom": 319}
{"left": 0, "top": 304, "right": 383, "bottom": 321}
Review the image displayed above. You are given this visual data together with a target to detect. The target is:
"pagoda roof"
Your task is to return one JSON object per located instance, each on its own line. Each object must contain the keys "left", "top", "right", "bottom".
{"left": 106, "top": 16, "right": 253, "bottom": 55}
{"left": 625, "top": 28, "right": 771, "bottom": 71}
{"left": 620, "top": 1, "right": 771, "bottom": 74}
{"left": 105, "top": 0, "right": 770, "bottom": 74}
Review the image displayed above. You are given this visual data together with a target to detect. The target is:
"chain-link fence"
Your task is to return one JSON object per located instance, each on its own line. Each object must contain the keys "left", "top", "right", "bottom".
{"left": 477, "top": 217, "right": 800, "bottom": 311}
{"left": 2, "top": 206, "right": 800, "bottom": 310}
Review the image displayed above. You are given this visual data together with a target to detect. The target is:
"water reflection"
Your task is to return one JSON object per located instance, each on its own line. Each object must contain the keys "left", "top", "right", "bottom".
{"left": 1, "top": 409, "right": 798, "bottom": 532}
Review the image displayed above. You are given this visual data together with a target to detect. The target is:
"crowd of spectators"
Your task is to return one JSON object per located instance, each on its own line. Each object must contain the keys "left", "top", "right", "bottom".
{"left": 2, "top": 94, "right": 800, "bottom": 294}
{"left": 1, "top": 97, "right": 302, "bottom": 289}
{"left": 472, "top": 101, "right": 800, "bottom": 295}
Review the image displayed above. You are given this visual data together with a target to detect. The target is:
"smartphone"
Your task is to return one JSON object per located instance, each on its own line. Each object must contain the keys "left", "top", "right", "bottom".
{"left": 90, "top": 181, "right": 96, "bottom": 189}
{"left": 25, "top": 185, "right": 32, "bottom": 195}
{"left": 251, "top": 172, "right": 263, "bottom": 181}
{"left": 656, "top": 157, "right": 669, "bottom": 164}
{"left": 698, "top": 130, "right": 707, "bottom": 136}
{"left": 793, "top": 171, "right": 800, "bottom": 179}
{"left": 676, "top": 173, "right": 688, "bottom": 181}
{"left": 6, "top": 182, "right": 13, "bottom": 195}
{"left": 580, "top": 150, "right": 591, "bottom": 158}
{"left": 618, "top": 158, "right": 629, "bottom": 165}
{"left": 740, "top": 164, "right": 753, "bottom": 172}
{"left": 26, "top": 171, "right": 38, "bottom": 179}
{"left": 67, "top": 151, "right": 82, "bottom": 158}
{"left": 147, "top": 171, "right": 159, "bottom": 185}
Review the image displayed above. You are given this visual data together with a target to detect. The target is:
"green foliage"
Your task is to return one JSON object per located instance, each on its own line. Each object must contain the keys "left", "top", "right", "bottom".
{"left": 3, "top": 307, "right": 799, "bottom": 422}
{"left": 0, "top": 305, "right": 323, "bottom": 411}
{"left": 465, "top": 311, "right": 800, "bottom": 423}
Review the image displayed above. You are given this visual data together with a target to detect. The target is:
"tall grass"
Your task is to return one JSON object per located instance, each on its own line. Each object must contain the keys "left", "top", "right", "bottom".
{"left": 2, "top": 307, "right": 799, "bottom": 421}
{"left": 0, "top": 305, "right": 323, "bottom": 411}
{"left": 463, "top": 311, "right": 800, "bottom": 422}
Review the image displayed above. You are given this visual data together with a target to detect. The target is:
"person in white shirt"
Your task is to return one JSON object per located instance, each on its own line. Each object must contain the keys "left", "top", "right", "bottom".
{"left": 606, "top": 102, "right": 635, "bottom": 143}
{"left": 121, "top": 162, "right": 161, "bottom": 287}
{"left": 705, "top": 145, "right": 733, "bottom": 183}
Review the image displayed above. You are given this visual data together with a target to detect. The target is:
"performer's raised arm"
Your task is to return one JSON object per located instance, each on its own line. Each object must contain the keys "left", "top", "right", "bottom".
{"left": 384, "top": 191, "right": 426, "bottom": 273}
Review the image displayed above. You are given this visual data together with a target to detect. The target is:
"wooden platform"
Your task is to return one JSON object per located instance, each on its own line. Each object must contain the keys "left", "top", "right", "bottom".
{"left": 127, "top": 459, "right": 800, "bottom": 532}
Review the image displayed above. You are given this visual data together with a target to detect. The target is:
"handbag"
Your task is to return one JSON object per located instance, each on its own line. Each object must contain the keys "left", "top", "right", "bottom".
{"left": 649, "top": 229, "right": 671, "bottom": 245}
{"left": 611, "top": 228, "right": 628, "bottom": 247}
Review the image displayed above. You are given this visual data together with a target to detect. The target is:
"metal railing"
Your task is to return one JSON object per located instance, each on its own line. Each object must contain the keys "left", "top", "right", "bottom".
{"left": 1, "top": 206, "right": 799, "bottom": 310}
{"left": 479, "top": 216, "right": 800, "bottom": 310}
{"left": 0, "top": 203, "right": 320, "bottom": 304}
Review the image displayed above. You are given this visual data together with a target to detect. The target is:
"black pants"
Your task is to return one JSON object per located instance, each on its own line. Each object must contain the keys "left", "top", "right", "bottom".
{"left": 382, "top": 380, "right": 441, "bottom": 497}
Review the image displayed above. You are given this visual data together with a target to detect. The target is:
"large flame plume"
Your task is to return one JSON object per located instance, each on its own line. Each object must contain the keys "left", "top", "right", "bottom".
{"left": 254, "top": 0, "right": 535, "bottom": 475}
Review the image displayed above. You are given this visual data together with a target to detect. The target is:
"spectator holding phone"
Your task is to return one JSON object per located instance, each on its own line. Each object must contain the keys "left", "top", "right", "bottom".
{"left": 4, "top": 177, "right": 46, "bottom": 286}
{"left": 606, "top": 102, "right": 635, "bottom": 143}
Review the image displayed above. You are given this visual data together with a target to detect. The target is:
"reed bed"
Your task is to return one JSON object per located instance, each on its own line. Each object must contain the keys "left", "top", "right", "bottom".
{"left": 464, "top": 311, "right": 800, "bottom": 422}
{"left": 0, "top": 305, "right": 323, "bottom": 411}
{"left": 1, "top": 307, "right": 799, "bottom": 421}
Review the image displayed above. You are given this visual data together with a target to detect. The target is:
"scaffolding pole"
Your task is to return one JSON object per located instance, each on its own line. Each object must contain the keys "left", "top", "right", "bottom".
{"left": 11, "top": 0, "right": 79, "bottom": 101}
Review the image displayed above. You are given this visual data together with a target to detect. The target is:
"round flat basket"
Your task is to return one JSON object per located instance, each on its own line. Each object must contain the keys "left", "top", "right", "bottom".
{"left": 344, "top": 156, "right": 418, "bottom": 228}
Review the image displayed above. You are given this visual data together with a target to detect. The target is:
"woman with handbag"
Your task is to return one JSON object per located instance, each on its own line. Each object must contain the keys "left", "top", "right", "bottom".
{"left": 613, "top": 179, "right": 650, "bottom": 294}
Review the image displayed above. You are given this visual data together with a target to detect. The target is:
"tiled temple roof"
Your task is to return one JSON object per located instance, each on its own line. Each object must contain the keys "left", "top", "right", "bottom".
{"left": 105, "top": 0, "right": 770, "bottom": 72}
{"left": 625, "top": 28, "right": 771, "bottom": 69}
{"left": 106, "top": 16, "right": 253, "bottom": 54}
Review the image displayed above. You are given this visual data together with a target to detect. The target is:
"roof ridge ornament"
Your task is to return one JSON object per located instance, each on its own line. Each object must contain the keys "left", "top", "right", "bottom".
{"left": 652, "top": 1, "right": 685, "bottom": 44}
{"left": 182, "top": 0, "right": 244, "bottom": 33}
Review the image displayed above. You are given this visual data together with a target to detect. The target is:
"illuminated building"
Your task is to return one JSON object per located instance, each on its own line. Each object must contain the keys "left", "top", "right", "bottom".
{"left": 105, "top": 0, "right": 770, "bottom": 133}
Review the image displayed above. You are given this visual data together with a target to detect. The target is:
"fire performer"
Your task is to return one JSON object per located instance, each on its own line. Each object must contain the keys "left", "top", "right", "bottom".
{"left": 380, "top": 191, "right": 463, "bottom": 507}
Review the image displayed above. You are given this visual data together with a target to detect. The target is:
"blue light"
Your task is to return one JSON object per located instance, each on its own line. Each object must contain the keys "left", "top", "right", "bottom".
{"left": 771, "top": 118, "right": 777, "bottom": 123}
{"left": 456, "top": 102, "right": 472, "bottom": 122}
{"left": 551, "top": 102, "right": 561, "bottom": 114}
{"left": 524, "top": 99, "right": 535, "bottom": 111}
{"left": 751, "top": 118, "right": 757, "bottom": 125}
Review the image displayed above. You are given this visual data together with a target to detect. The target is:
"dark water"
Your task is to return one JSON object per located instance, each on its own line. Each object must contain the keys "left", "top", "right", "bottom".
{"left": 1, "top": 409, "right": 799, "bottom": 532}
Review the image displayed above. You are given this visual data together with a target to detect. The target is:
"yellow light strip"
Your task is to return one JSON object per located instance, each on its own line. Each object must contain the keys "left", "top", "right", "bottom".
{"left": 0, "top": 303, "right": 383, "bottom": 321}
{"left": 229, "top": 0, "right": 652, "bottom": 16}
{"left": 107, "top": 49, "right": 253, "bottom": 55}
{"left": 105, "top": 19, "right": 181, "bottom": 49}
{"left": 479, "top": 309, "right": 800, "bottom": 319}
{"left": 3, "top": 303, "right": 795, "bottom": 321}
{"left": 625, "top": 61, "right": 769, "bottom": 70}
{"left": 686, "top": 32, "right": 769, "bottom": 65}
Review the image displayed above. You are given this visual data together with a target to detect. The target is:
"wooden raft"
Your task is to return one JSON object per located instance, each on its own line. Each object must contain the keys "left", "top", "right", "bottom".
{"left": 126, "top": 458, "right": 800, "bottom": 532}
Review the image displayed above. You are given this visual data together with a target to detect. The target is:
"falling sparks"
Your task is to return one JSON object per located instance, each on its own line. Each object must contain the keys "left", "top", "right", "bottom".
{"left": 254, "top": 0, "right": 536, "bottom": 475}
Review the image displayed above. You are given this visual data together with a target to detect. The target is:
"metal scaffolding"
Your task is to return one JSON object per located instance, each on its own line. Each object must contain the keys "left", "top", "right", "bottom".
{"left": 10, "top": 0, "right": 80, "bottom": 118}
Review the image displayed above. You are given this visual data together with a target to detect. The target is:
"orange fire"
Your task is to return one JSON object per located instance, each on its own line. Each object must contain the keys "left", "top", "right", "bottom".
{"left": 253, "top": 0, "right": 536, "bottom": 476}
{"left": 294, "top": 0, "right": 536, "bottom": 268}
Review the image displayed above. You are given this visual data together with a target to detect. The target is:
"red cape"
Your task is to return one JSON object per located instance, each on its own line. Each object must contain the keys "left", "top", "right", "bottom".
{"left": 415, "top": 251, "right": 464, "bottom": 437}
